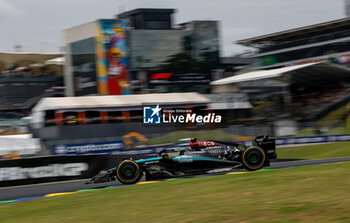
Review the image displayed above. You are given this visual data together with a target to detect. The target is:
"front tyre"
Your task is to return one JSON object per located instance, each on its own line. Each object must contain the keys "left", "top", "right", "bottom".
{"left": 242, "top": 146, "right": 266, "bottom": 171}
{"left": 116, "top": 160, "right": 142, "bottom": 184}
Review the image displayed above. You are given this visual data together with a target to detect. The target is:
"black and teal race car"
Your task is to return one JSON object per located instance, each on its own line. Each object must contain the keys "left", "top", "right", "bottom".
{"left": 86, "top": 136, "right": 276, "bottom": 185}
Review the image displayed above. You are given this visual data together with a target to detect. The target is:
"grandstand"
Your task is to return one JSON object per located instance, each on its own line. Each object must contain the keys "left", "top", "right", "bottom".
{"left": 229, "top": 17, "right": 350, "bottom": 123}
{"left": 211, "top": 62, "right": 350, "bottom": 121}
{"left": 0, "top": 52, "right": 64, "bottom": 129}
{"left": 236, "top": 17, "right": 350, "bottom": 69}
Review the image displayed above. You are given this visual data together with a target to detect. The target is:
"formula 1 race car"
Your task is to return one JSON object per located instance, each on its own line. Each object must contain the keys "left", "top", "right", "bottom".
{"left": 86, "top": 136, "right": 276, "bottom": 185}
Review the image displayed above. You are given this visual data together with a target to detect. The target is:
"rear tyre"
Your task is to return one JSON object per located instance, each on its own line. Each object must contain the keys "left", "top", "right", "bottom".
{"left": 116, "top": 160, "right": 142, "bottom": 184}
{"left": 242, "top": 146, "right": 266, "bottom": 171}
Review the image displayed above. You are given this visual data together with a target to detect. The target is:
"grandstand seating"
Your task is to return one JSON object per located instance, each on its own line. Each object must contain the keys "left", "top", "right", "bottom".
{"left": 293, "top": 83, "right": 350, "bottom": 120}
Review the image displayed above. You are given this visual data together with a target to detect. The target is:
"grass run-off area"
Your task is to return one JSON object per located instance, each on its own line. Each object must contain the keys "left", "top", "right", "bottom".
{"left": 1, "top": 162, "right": 350, "bottom": 223}
{"left": 277, "top": 141, "right": 350, "bottom": 160}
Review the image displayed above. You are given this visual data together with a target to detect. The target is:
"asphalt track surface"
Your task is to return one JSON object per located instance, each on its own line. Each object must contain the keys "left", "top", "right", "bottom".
{"left": 1, "top": 157, "right": 350, "bottom": 202}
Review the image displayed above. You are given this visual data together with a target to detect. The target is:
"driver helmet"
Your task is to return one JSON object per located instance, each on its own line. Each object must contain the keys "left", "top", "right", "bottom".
{"left": 178, "top": 148, "right": 187, "bottom": 156}
{"left": 190, "top": 137, "right": 197, "bottom": 143}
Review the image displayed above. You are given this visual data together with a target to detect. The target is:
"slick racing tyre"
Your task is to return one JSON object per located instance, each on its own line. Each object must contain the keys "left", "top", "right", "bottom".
{"left": 242, "top": 146, "right": 266, "bottom": 171}
{"left": 116, "top": 160, "right": 142, "bottom": 184}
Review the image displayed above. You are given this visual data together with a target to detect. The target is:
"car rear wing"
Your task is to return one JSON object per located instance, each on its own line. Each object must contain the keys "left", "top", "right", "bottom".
{"left": 253, "top": 136, "right": 277, "bottom": 159}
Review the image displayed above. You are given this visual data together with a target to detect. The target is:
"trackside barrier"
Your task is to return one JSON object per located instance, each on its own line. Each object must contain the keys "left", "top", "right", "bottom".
{"left": 0, "top": 154, "right": 149, "bottom": 187}
{"left": 235, "top": 134, "right": 350, "bottom": 147}
{"left": 51, "top": 134, "right": 350, "bottom": 156}
{"left": 52, "top": 141, "right": 187, "bottom": 156}
{"left": 275, "top": 135, "right": 350, "bottom": 145}
{"left": 144, "top": 134, "right": 350, "bottom": 150}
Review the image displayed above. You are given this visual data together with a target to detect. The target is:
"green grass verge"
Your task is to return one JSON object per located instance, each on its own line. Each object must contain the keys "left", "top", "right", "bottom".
{"left": 278, "top": 141, "right": 350, "bottom": 159}
{"left": 326, "top": 124, "right": 350, "bottom": 135}
{"left": 1, "top": 162, "right": 350, "bottom": 223}
{"left": 317, "top": 104, "right": 348, "bottom": 127}
{"left": 293, "top": 127, "right": 318, "bottom": 137}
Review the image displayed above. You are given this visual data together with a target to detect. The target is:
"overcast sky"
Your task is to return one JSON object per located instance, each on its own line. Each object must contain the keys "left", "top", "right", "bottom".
{"left": 0, "top": 0, "right": 345, "bottom": 56}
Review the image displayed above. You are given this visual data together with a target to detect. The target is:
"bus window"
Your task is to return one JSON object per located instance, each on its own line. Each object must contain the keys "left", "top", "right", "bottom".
{"left": 63, "top": 112, "right": 78, "bottom": 125}
{"left": 45, "top": 110, "right": 56, "bottom": 127}
{"left": 108, "top": 111, "right": 123, "bottom": 123}
{"left": 85, "top": 111, "right": 101, "bottom": 124}
{"left": 129, "top": 110, "right": 143, "bottom": 122}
